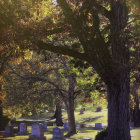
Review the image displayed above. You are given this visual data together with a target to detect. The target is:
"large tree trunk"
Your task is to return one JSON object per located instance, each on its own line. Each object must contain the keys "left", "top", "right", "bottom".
{"left": 65, "top": 99, "right": 76, "bottom": 137}
{"left": 0, "top": 100, "right": 4, "bottom": 130}
{"left": 0, "top": 83, "right": 4, "bottom": 130}
{"left": 53, "top": 102, "right": 63, "bottom": 126}
{"left": 107, "top": 73, "right": 131, "bottom": 140}
{"left": 131, "top": 83, "right": 140, "bottom": 126}
{"left": 105, "top": 1, "right": 131, "bottom": 140}
{"left": 0, "top": 100, "right": 10, "bottom": 130}
{"left": 64, "top": 74, "right": 77, "bottom": 137}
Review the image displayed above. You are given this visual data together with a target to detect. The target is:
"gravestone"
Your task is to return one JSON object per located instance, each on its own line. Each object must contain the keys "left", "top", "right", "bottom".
{"left": 42, "top": 108, "right": 46, "bottom": 113}
{"left": 53, "top": 123, "right": 56, "bottom": 126}
{"left": 42, "top": 122, "right": 47, "bottom": 132}
{"left": 64, "top": 122, "right": 69, "bottom": 131}
{"left": 95, "top": 123, "right": 103, "bottom": 130}
{"left": 80, "top": 108, "right": 85, "bottom": 114}
{"left": 3, "top": 126, "right": 14, "bottom": 137}
{"left": 96, "top": 106, "right": 102, "bottom": 112}
{"left": 18, "top": 123, "right": 28, "bottom": 135}
{"left": 29, "top": 123, "right": 46, "bottom": 140}
{"left": 129, "top": 121, "right": 134, "bottom": 130}
{"left": 51, "top": 127, "right": 65, "bottom": 140}
{"left": 61, "top": 106, "right": 66, "bottom": 110}
{"left": 48, "top": 110, "right": 54, "bottom": 113}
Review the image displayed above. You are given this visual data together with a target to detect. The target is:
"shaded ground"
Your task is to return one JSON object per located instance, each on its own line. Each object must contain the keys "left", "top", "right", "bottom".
{"left": 0, "top": 127, "right": 140, "bottom": 140}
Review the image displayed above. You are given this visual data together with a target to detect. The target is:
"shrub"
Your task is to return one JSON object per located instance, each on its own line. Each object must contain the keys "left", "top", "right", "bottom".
{"left": 95, "top": 128, "right": 107, "bottom": 140}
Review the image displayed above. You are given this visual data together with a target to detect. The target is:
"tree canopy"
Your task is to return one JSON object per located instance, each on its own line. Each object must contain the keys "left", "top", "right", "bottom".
{"left": 0, "top": 0, "right": 140, "bottom": 139}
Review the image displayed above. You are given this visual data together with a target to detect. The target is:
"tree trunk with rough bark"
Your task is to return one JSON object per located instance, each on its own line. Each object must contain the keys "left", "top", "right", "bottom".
{"left": 0, "top": 82, "right": 4, "bottom": 130}
{"left": 105, "top": 1, "right": 131, "bottom": 140}
{"left": 53, "top": 102, "right": 63, "bottom": 126}
{"left": 0, "top": 100, "right": 4, "bottom": 130}
{"left": 65, "top": 99, "right": 76, "bottom": 136}
{"left": 64, "top": 74, "right": 77, "bottom": 137}
{"left": 107, "top": 73, "right": 131, "bottom": 140}
{"left": 131, "top": 83, "right": 140, "bottom": 127}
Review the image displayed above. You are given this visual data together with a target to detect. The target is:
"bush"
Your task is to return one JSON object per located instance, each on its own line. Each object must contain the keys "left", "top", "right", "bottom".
{"left": 95, "top": 128, "right": 107, "bottom": 140}
{"left": 0, "top": 116, "right": 11, "bottom": 130}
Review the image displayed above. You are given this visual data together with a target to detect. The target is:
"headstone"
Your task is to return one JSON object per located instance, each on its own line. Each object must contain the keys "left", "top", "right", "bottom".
{"left": 83, "top": 137, "right": 92, "bottom": 140}
{"left": 42, "top": 122, "right": 47, "bottom": 132}
{"left": 76, "top": 123, "right": 80, "bottom": 127}
{"left": 96, "top": 106, "right": 102, "bottom": 112}
{"left": 80, "top": 108, "right": 85, "bottom": 114}
{"left": 64, "top": 122, "right": 69, "bottom": 131}
{"left": 61, "top": 106, "right": 66, "bottom": 110}
{"left": 42, "top": 108, "right": 46, "bottom": 113}
{"left": 95, "top": 123, "right": 102, "bottom": 130}
{"left": 129, "top": 121, "right": 134, "bottom": 129}
{"left": 29, "top": 123, "right": 46, "bottom": 140}
{"left": 18, "top": 123, "right": 28, "bottom": 135}
{"left": 48, "top": 110, "right": 54, "bottom": 113}
{"left": 51, "top": 127, "right": 65, "bottom": 140}
{"left": 53, "top": 123, "right": 56, "bottom": 126}
{"left": 3, "top": 126, "right": 14, "bottom": 137}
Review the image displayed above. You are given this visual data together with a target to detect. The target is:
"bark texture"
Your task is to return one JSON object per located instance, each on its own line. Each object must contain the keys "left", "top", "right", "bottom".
{"left": 53, "top": 102, "right": 63, "bottom": 126}
{"left": 106, "top": 1, "right": 131, "bottom": 140}
{"left": 107, "top": 74, "right": 130, "bottom": 140}
{"left": 64, "top": 74, "right": 77, "bottom": 136}
{"left": 131, "top": 83, "right": 140, "bottom": 127}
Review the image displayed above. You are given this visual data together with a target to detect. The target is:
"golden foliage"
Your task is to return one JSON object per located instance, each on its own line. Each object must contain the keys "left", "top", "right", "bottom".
{"left": 24, "top": 62, "right": 30, "bottom": 70}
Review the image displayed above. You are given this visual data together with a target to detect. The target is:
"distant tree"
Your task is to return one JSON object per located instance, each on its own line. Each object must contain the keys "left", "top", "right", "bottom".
{"left": 3, "top": 51, "right": 99, "bottom": 135}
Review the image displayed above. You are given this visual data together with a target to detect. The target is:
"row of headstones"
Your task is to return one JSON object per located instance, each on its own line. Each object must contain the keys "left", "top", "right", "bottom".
{"left": 4, "top": 121, "right": 135, "bottom": 139}
{"left": 4, "top": 123, "right": 65, "bottom": 140}
{"left": 79, "top": 122, "right": 135, "bottom": 130}
{"left": 29, "top": 124, "right": 66, "bottom": 140}
{"left": 4, "top": 122, "right": 47, "bottom": 137}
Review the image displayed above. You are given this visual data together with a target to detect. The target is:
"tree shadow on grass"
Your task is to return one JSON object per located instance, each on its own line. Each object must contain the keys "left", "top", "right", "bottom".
{"left": 81, "top": 116, "right": 103, "bottom": 123}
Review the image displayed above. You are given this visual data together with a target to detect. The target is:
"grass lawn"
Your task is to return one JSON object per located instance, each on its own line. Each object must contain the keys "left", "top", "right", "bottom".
{"left": 0, "top": 105, "right": 140, "bottom": 140}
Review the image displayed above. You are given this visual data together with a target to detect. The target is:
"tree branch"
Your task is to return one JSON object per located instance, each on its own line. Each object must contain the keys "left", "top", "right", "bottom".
{"left": 36, "top": 41, "right": 87, "bottom": 61}
{"left": 79, "top": 0, "right": 111, "bottom": 19}
{"left": 74, "top": 90, "right": 81, "bottom": 99}
{"left": 94, "top": 3, "right": 111, "bottom": 19}
{"left": 57, "top": 0, "right": 75, "bottom": 25}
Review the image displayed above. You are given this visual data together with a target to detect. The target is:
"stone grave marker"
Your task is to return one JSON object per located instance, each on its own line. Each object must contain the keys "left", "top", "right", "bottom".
{"left": 80, "top": 108, "right": 85, "bottom": 114}
{"left": 95, "top": 123, "right": 103, "bottom": 130}
{"left": 95, "top": 106, "right": 102, "bottom": 112}
{"left": 51, "top": 127, "right": 65, "bottom": 140}
{"left": 129, "top": 121, "right": 134, "bottom": 129}
{"left": 61, "top": 106, "right": 66, "bottom": 110}
{"left": 18, "top": 123, "right": 28, "bottom": 135}
{"left": 29, "top": 123, "right": 46, "bottom": 140}
{"left": 53, "top": 123, "right": 57, "bottom": 126}
{"left": 42, "top": 122, "right": 47, "bottom": 132}
{"left": 64, "top": 122, "right": 69, "bottom": 131}
{"left": 3, "top": 126, "right": 14, "bottom": 137}
{"left": 42, "top": 108, "right": 46, "bottom": 113}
